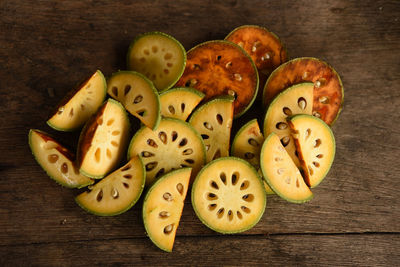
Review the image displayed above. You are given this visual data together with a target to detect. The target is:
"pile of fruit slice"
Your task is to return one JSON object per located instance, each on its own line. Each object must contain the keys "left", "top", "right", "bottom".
{"left": 29, "top": 26, "right": 343, "bottom": 252}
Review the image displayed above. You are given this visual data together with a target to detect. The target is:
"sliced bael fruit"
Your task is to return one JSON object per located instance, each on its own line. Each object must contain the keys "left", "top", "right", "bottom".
{"left": 143, "top": 168, "right": 191, "bottom": 252}
{"left": 107, "top": 71, "right": 161, "bottom": 130}
{"left": 47, "top": 70, "right": 107, "bottom": 131}
{"left": 175, "top": 40, "right": 258, "bottom": 117}
{"left": 225, "top": 25, "right": 288, "bottom": 76}
{"left": 263, "top": 82, "right": 314, "bottom": 167}
{"left": 189, "top": 97, "right": 234, "bottom": 163}
{"left": 75, "top": 156, "right": 145, "bottom": 216}
{"left": 262, "top": 57, "right": 344, "bottom": 125}
{"left": 260, "top": 133, "right": 313, "bottom": 203}
{"left": 78, "top": 99, "right": 130, "bottom": 179}
{"left": 127, "top": 32, "right": 186, "bottom": 92}
{"left": 192, "top": 157, "right": 266, "bottom": 234}
{"left": 159, "top": 87, "right": 204, "bottom": 121}
{"left": 128, "top": 118, "right": 206, "bottom": 185}
{"left": 29, "top": 129, "right": 93, "bottom": 188}
{"left": 231, "top": 119, "right": 274, "bottom": 195}
{"left": 287, "top": 114, "right": 335, "bottom": 188}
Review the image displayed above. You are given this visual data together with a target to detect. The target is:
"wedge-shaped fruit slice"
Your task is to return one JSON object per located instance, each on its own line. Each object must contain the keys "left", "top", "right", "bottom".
{"left": 75, "top": 156, "right": 145, "bottom": 216}
{"left": 160, "top": 87, "right": 204, "bottom": 121}
{"left": 263, "top": 83, "right": 314, "bottom": 167}
{"left": 47, "top": 70, "right": 107, "bottom": 131}
{"left": 192, "top": 157, "right": 266, "bottom": 234}
{"left": 260, "top": 133, "right": 313, "bottom": 203}
{"left": 288, "top": 115, "right": 335, "bottom": 188}
{"left": 176, "top": 40, "right": 258, "bottom": 117}
{"left": 263, "top": 57, "right": 344, "bottom": 125}
{"left": 29, "top": 129, "right": 93, "bottom": 188}
{"left": 143, "top": 168, "right": 191, "bottom": 252}
{"left": 107, "top": 71, "right": 161, "bottom": 130}
{"left": 128, "top": 118, "right": 206, "bottom": 185}
{"left": 189, "top": 97, "right": 233, "bottom": 163}
{"left": 225, "top": 25, "right": 288, "bottom": 77}
{"left": 78, "top": 99, "right": 130, "bottom": 179}
{"left": 231, "top": 119, "right": 274, "bottom": 195}
{"left": 127, "top": 32, "right": 186, "bottom": 92}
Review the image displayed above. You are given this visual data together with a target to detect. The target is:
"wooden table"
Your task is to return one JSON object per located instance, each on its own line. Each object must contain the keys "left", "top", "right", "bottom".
{"left": 1, "top": 0, "right": 399, "bottom": 265}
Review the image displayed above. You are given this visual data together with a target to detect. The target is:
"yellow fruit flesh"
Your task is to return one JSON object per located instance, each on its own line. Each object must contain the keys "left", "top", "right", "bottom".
{"left": 160, "top": 87, "right": 204, "bottom": 121}
{"left": 260, "top": 133, "right": 313, "bottom": 203}
{"left": 76, "top": 156, "right": 145, "bottom": 215}
{"left": 263, "top": 83, "right": 314, "bottom": 166}
{"left": 29, "top": 130, "right": 93, "bottom": 188}
{"left": 48, "top": 70, "right": 106, "bottom": 131}
{"left": 143, "top": 168, "right": 191, "bottom": 252}
{"left": 189, "top": 98, "right": 233, "bottom": 163}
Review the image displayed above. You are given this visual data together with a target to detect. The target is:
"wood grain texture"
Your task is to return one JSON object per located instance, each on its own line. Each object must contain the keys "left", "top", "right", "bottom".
{"left": 0, "top": 0, "right": 399, "bottom": 264}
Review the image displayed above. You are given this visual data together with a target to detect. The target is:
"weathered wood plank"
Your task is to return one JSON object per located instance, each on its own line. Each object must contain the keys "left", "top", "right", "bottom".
{"left": 1, "top": 234, "right": 399, "bottom": 266}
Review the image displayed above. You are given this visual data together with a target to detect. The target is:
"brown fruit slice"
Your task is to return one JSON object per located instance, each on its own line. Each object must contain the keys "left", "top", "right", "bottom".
{"left": 189, "top": 97, "right": 234, "bottom": 163}
{"left": 262, "top": 57, "right": 344, "bottom": 125}
{"left": 78, "top": 99, "right": 130, "bottom": 179}
{"left": 175, "top": 40, "right": 258, "bottom": 117}
{"left": 225, "top": 25, "right": 288, "bottom": 77}
{"left": 29, "top": 129, "right": 93, "bottom": 188}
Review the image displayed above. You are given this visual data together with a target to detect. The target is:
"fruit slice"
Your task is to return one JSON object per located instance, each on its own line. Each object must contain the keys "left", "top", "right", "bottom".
{"left": 262, "top": 57, "right": 344, "bottom": 125}
{"left": 47, "top": 70, "right": 107, "bottom": 131}
{"left": 128, "top": 118, "right": 206, "bottom": 185}
{"left": 260, "top": 133, "right": 313, "bottom": 203}
{"left": 175, "top": 40, "right": 258, "bottom": 117}
{"left": 159, "top": 87, "right": 205, "bottom": 121}
{"left": 189, "top": 97, "right": 234, "bottom": 163}
{"left": 288, "top": 115, "right": 335, "bottom": 188}
{"left": 143, "top": 168, "right": 191, "bottom": 252}
{"left": 192, "top": 157, "right": 266, "bottom": 234}
{"left": 107, "top": 71, "right": 161, "bottom": 130}
{"left": 263, "top": 83, "right": 314, "bottom": 166}
{"left": 225, "top": 25, "right": 288, "bottom": 77}
{"left": 78, "top": 99, "right": 130, "bottom": 179}
{"left": 29, "top": 129, "right": 93, "bottom": 188}
{"left": 127, "top": 32, "right": 186, "bottom": 92}
{"left": 75, "top": 156, "right": 145, "bottom": 216}
{"left": 231, "top": 119, "right": 274, "bottom": 195}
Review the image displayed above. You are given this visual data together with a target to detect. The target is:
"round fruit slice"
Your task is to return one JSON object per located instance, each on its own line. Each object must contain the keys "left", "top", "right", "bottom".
{"left": 263, "top": 82, "right": 314, "bottom": 167}
{"left": 75, "top": 156, "right": 145, "bottom": 216}
{"left": 143, "top": 168, "right": 191, "bottom": 252}
{"left": 107, "top": 71, "right": 161, "bottom": 130}
{"left": 47, "top": 70, "right": 107, "bottom": 131}
{"left": 175, "top": 40, "right": 259, "bottom": 117}
{"left": 78, "top": 99, "right": 130, "bottom": 179}
{"left": 127, "top": 32, "right": 186, "bottom": 92}
{"left": 262, "top": 57, "right": 344, "bottom": 125}
{"left": 192, "top": 157, "right": 266, "bottom": 234}
{"left": 128, "top": 118, "right": 206, "bottom": 185}
{"left": 231, "top": 119, "right": 274, "bottom": 195}
{"left": 287, "top": 114, "right": 335, "bottom": 188}
{"left": 159, "top": 87, "right": 205, "bottom": 121}
{"left": 189, "top": 97, "right": 234, "bottom": 163}
{"left": 260, "top": 133, "right": 313, "bottom": 203}
{"left": 29, "top": 129, "right": 93, "bottom": 188}
{"left": 225, "top": 25, "right": 288, "bottom": 77}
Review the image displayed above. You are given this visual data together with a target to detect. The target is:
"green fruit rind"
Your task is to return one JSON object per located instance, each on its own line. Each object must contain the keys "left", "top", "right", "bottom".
{"left": 288, "top": 114, "right": 336, "bottom": 188}
{"left": 47, "top": 70, "right": 107, "bottom": 132}
{"left": 260, "top": 133, "right": 314, "bottom": 204}
{"left": 191, "top": 157, "right": 266, "bottom": 234}
{"left": 143, "top": 167, "right": 191, "bottom": 252}
{"left": 77, "top": 98, "right": 131, "bottom": 179}
{"left": 28, "top": 129, "right": 94, "bottom": 189}
{"left": 127, "top": 31, "right": 187, "bottom": 92}
{"left": 75, "top": 156, "right": 146, "bottom": 216}
{"left": 107, "top": 70, "right": 161, "bottom": 130}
